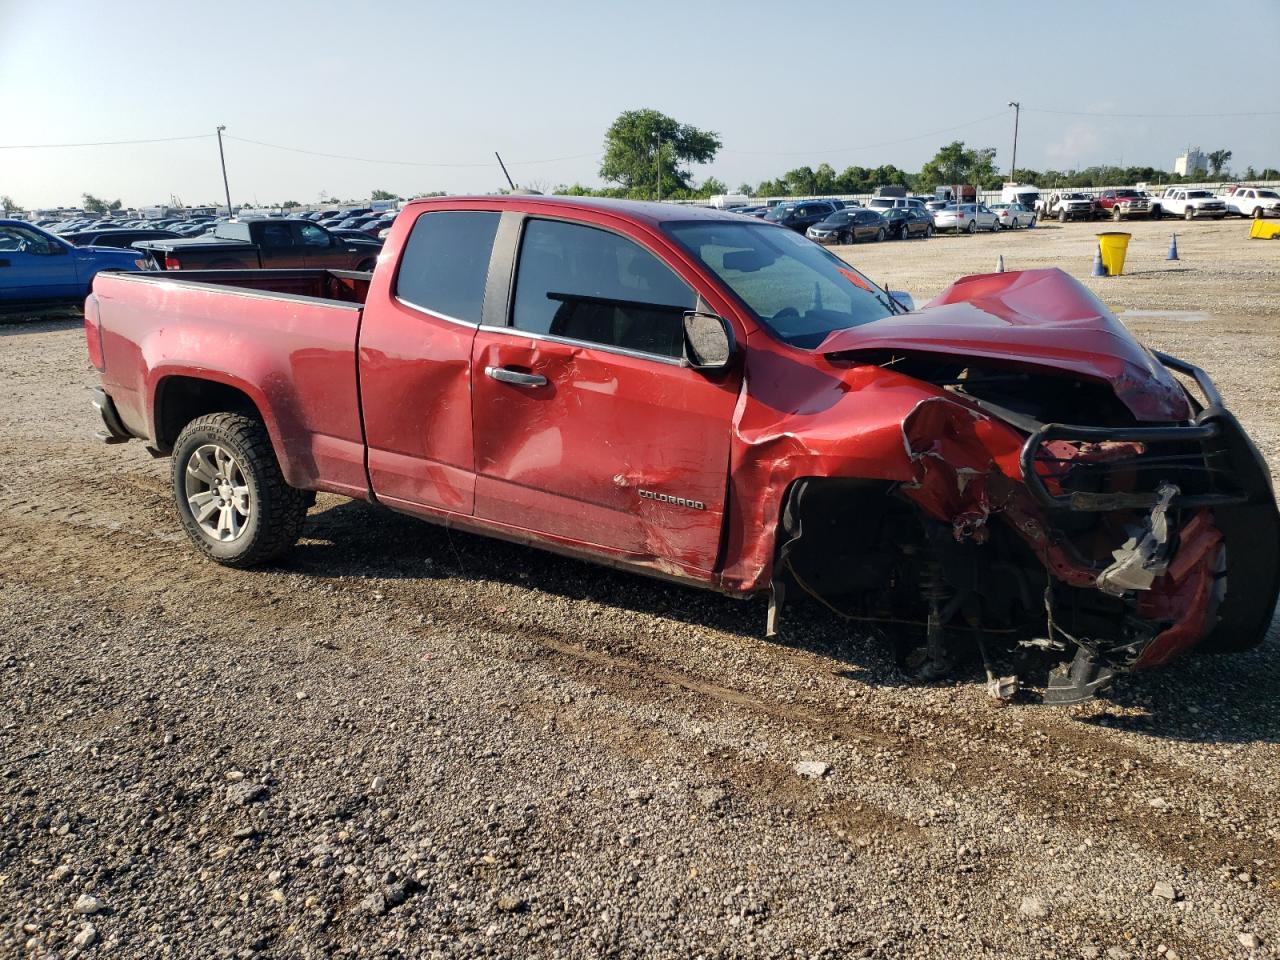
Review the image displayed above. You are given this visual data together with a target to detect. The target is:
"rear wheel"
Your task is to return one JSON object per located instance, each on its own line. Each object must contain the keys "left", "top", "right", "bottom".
{"left": 1253, "top": 207, "right": 1264, "bottom": 220}
{"left": 1184, "top": 207, "right": 1195, "bottom": 221}
{"left": 1151, "top": 206, "right": 1163, "bottom": 220}
{"left": 171, "top": 413, "right": 309, "bottom": 568}
{"left": 925, "top": 224, "right": 935, "bottom": 238}
{"left": 966, "top": 220, "right": 977, "bottom": 234}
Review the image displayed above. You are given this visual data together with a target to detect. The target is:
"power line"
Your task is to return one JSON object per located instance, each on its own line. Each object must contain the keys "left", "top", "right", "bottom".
{"left": 1024, "top": 107, "right": 1280, "bottom": 119}
{"left": 223, "top": 134, "right": 600, "bottom": 168}
{"left": 720, "top": 111, "right": 1010, "bottom": 157}
{"left": 0, "top": 133, "right": 215, "bottom": 149}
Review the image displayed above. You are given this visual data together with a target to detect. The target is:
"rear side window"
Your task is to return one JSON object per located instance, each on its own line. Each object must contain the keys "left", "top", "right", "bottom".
{"left": 396, "top": 210, "right": 500, "bottom": 323}
{"left": 511, "top": 218, "right": 695, "bottom": 359}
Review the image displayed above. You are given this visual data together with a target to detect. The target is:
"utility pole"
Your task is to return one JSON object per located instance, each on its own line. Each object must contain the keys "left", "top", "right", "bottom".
{"left": 1007, "top": 102, "right": 1021, "bottom": 181}
{"left": 216, "top": 125, "right": 233, "bottom": 216}
{"left": 653, "top": 131, "right": 662, "bottom": 203}
{"left": 495, "top": 151, "right": 517, "bottom": 191}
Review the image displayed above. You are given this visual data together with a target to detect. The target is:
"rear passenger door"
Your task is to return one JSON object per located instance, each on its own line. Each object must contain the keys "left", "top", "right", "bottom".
{"left": 256, "top": 222, "right": 307, "bottom": 268}
{"left": 469, "top": 213, "right": 739, "bottom": 577}
{"left": 360, "top": 208, "right": 501, "bottom": 515}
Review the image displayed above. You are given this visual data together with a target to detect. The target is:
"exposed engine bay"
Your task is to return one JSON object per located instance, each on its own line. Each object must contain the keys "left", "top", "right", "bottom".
{"left": 770, "top": 348, "right": 1279, "bottom": 705}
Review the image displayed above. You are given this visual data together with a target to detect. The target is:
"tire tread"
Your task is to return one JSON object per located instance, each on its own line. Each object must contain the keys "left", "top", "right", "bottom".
{"left": 171, "top": 412, "right": 308, "bottom": 568}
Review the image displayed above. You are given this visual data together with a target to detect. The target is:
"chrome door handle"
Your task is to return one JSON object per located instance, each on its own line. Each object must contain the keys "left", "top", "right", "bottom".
{"left": 485, "top": 366, "right": 547, "bottom": 388}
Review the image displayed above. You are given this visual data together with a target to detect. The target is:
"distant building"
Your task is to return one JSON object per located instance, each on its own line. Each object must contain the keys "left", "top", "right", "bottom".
{"left": 1174, "top": 146, "right": 1208, "bottom": 177}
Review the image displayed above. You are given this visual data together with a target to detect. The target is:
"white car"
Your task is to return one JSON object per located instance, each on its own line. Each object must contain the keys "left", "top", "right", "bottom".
{"left": 989, "top": 203, "right": 1037, "bottom": 229}
{"left": 933, "top": 203, "right": 999, "bottom": 233}
{"left": 1153, "top": 188, "right": 1228, "bottom": 220}
{"left": 1223, "top": 186, "right": 1280, "bottom": 220}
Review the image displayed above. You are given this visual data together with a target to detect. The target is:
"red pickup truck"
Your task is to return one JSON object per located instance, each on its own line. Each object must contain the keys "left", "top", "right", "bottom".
{"left": 85, "top": 196, "right": 1278, "bottom": 704}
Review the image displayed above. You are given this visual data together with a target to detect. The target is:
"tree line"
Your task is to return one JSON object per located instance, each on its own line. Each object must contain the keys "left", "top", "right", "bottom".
{"left": 558, "top": 110, "right": 1275, "bottom": 200}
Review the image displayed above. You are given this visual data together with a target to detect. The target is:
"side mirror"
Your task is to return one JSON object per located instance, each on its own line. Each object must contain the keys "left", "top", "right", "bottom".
{"left": 889, "top": 291, "right": 915, "bottom": 312}
{"left": 683, "top": 311, "right": 735, "bottom": 371}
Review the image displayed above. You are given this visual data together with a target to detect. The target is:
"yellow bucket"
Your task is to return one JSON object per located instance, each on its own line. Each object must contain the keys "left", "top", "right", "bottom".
{"left": 1249, "top": 219, "right": 1280, "bottom": 239}
{"left": 1097, "top": 232, "right": 1132, "bottom": 276}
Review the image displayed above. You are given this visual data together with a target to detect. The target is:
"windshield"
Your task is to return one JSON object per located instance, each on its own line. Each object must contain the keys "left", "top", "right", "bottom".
{"left": 1116, "top": 189, "right": 1138, "bottom": 198}
{"left": 1257, "top": 190, "right": 1279, "bottom": 199}
{"left": 664, "top": 221, "right": 896, "bottom": 349}
{"left": 821, "top": 211, "right": 855, "bottom": 224}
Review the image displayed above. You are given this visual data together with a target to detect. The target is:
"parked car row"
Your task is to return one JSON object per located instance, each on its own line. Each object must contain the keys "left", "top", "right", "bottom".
{"left": 757, "top": 197, "right": 1037, "bottom": 244}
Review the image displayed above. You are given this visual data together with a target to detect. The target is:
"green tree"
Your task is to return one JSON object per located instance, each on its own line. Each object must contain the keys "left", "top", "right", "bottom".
{"left": 599, "top": 108, "right": 721, "bottom": 199}
{"left": 82, "top": 193, "right": 122, "bottom": 213}
{"left": 916, "top": 141, "right": 998, "bottom": 191}
{"left": 1207, "top": 149, "right": 1232, "bottom": 177}
{"left": 697, "top": 176, "right": 728, "bottom": 199}
{"left": 783, "top": 166, "right": 817, "bottom": 195}
{"left": 281, "top": 200, "right": 301, "bottom": 209}
{"left": 0, "top": 195, "right": 18, "bottom": 213}
{"left": 371, "top": 189, "right": 399, "bottom": 201}
{"left": 736, "top": 183, "right": 754, "bottom": 197}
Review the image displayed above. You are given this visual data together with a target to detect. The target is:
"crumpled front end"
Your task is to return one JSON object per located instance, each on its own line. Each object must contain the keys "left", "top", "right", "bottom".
{"left": 758, "top": 270, "right": 1280, "bottom": 704}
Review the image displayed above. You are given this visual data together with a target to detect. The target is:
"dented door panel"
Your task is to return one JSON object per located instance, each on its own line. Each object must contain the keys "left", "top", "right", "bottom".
{"left": 470, "top": 332, "right": 738, "bottom": 577}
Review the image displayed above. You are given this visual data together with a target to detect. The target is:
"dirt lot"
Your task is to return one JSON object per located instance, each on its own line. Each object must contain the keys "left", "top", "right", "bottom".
{"left": 1, "top": 219, "right": 1277, "bottom": 959}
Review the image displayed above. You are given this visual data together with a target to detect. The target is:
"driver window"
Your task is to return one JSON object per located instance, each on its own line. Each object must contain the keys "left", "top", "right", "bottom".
{"left": 299, "top": 224, "right": 330, "bottom": 247}
{"left": 0, "top": 226, "right": 53, "bottom": 254}
{"left": 512, "top": 219, "right": 695, "bottom": 359}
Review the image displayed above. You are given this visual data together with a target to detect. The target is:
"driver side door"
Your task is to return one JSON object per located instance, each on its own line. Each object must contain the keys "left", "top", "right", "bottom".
{"left": 469, "top": 212, "right": 740, "bottom": 578}
{"left": 0, "top": 225, "right": 80, "bottom": 301}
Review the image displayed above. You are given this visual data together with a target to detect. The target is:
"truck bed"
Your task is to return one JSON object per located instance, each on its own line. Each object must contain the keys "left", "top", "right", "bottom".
{"left": 89, "top": 269, "right": 372, "bottom": 497}
{"left": 129, "top": 268, "right": 373, "bottom": 303}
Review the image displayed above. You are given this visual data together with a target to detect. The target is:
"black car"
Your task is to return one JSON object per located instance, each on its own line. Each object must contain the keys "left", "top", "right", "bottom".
{"left": 804, "top": 208, "right": 887, "bottom": 245}
{"left": 883, "top": 207, "right": 935, "bottom": 240}
{"left": 60, "top": 227, "right": 183, "bottom": 248}
{"left": 763, "top": 200, "right": 838, "bottom": 233}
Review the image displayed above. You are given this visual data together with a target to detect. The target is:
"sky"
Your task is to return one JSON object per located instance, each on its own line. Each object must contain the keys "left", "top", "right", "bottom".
{"left": 2, "top": 0, "right": 1277, "bottom": 210}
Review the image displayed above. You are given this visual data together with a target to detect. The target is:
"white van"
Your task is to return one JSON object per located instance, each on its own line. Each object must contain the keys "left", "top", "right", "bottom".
{"left": 1000, "top": 183, "right": 1040, "bottom": 208}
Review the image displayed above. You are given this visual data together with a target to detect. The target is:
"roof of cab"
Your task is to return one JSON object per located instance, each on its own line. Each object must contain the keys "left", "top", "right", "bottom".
{"left": 401, "top": 195, "right": 751, "bottom": 226}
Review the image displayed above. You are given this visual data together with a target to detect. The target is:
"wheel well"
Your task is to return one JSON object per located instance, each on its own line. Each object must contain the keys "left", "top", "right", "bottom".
{"left": 154, "top": 377, "right": 261, "bottom": 451}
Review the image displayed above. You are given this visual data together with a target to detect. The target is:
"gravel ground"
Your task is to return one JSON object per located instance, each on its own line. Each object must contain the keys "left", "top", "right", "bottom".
{"left": 1, "top": 218, "right": 1277, "bottom": 959}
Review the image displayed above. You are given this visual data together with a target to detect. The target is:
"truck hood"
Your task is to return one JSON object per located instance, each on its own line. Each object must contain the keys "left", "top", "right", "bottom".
{"left": 820, "top": 268, "right": 1191, "bottom": 422}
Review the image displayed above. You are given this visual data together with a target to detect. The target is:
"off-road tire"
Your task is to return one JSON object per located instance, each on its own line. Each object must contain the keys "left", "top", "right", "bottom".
{"left": 171, "top": 412, "right": 309, "bottom": 568}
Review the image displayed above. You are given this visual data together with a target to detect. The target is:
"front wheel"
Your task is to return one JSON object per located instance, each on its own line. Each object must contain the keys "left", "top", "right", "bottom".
{"left": 1151, "top": 206, "right": 1163, "bottom": 220}
{"left": 1112, "top": 207, "right": 1123, "bottom": 222}
{"left": 991, "top": 218, "right": 1001, "bottom": 231}
{"left": 875, "top": 227, "right": 886, "bottom": 242}
{"left": 925, "top": 224, "right": 935, "bottom": 238}
{"left": 1254, "top": 207, "right": 1264, "bottom": 220}
{"left": 171, "top": 412, "right": 309, "bottom": 568}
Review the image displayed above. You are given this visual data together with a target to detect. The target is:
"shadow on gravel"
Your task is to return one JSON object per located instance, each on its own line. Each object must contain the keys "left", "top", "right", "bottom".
{"left": 0, "top": 311, "right": 83, "bottom": 333}
{"left": 291, "top": 499, "right": 908, "bottom": 683}
{"left": 1075, "top": 621, "right": 1280, "bottom": 745}
{"left": 289, "top": 500, "right": 1280, "bottom": 738}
